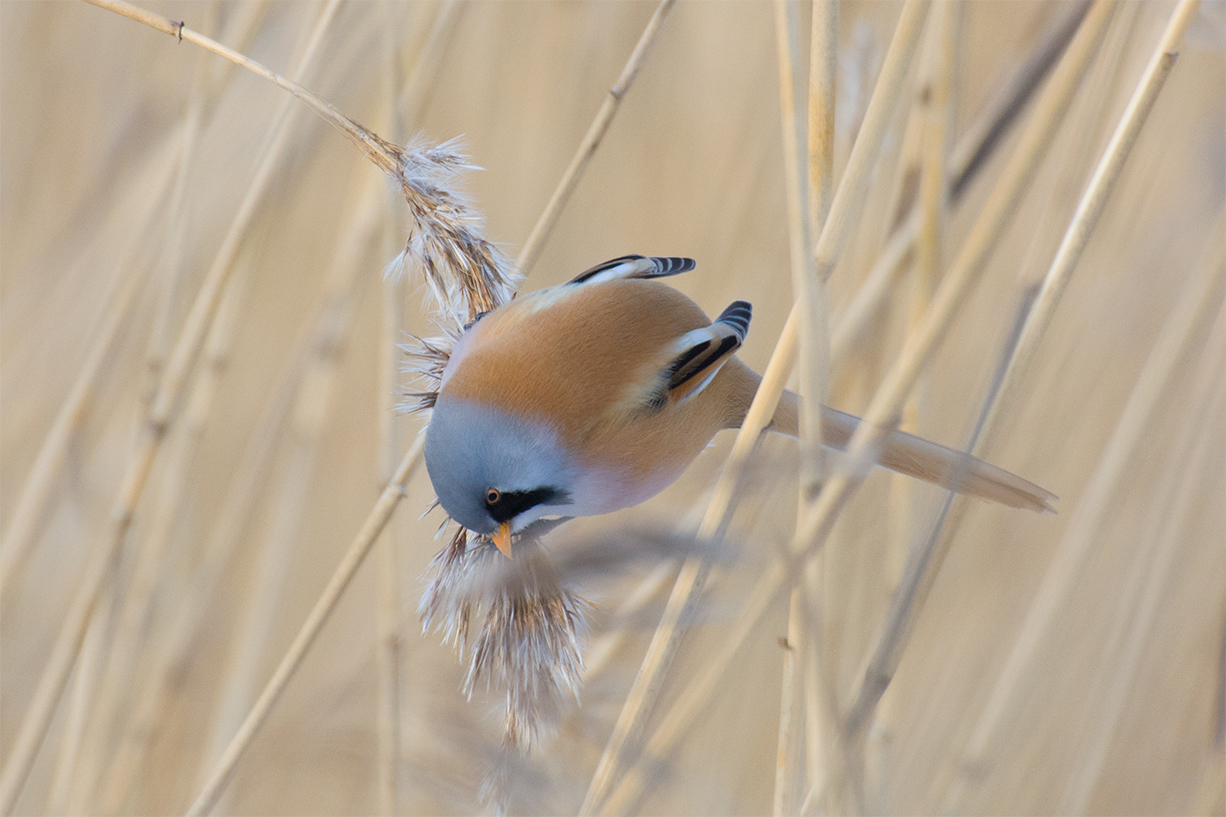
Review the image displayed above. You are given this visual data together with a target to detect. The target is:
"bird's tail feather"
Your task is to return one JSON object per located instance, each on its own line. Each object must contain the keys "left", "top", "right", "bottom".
{"left": 767, "top": 389, "right": 1055, "bottom": 513}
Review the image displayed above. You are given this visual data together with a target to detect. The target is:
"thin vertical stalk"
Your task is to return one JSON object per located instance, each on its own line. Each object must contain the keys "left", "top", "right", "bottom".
{"left": 376, "top": 259, "right": 407, "bottom": 817}
{"left": 46, "top": 584, "right": 114, "bottom": 815}
{"left": 969, "top": 0, "right": 1199, "bottom": 469}
{"left": 93, "top": 276, "right": 356, "bottom": 815}
{"left": 395, "top": 0, "right": 461, "bottom": 132}
{"left": 0, "top": 136, "right": 178, "bottom": 598}
{"left": 196, "top": 164, "right": 388, "bottom": 804}
{"left": 803, "top": 0, "right": 838, "bottom": 807}
{"left": 377, "top": 9, "right": 407, "bottom": 803}
{"left": 772, "top": 0, "right": 813, "bottom": 811}
{"left": 72, "top": 261, "right": 251, "bottom": 815}
{"left": 872, "top": 2, "right": 957, "bottom": 805}
{"left": 843, "top": 285, "right": 1037, "bottom": 741}
{"left": 142, "top": 3, "right": 218, "bottom": 406}
{"left": 894, "top": 0, "right": 956, "bottom": 547}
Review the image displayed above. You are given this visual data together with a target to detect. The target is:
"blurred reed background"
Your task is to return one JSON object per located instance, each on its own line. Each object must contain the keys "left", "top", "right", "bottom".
{"left": 1, "top": 0, "right": 1223, "bottom": 814}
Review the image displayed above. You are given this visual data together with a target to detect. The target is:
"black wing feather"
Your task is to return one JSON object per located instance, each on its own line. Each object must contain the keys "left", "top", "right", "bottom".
{"left": 569, "top": 255, "right": 697, "bottom": 285}
{"left": 649, "top": 300, "right": 753, "bottom": 407}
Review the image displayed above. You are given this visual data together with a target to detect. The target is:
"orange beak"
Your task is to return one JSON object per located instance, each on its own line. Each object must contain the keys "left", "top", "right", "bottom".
{"left": 492, "top": 521, "right": 513, "bottom": 558}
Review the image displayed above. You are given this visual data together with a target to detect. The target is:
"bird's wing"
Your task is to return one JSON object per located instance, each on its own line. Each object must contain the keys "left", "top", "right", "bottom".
{"left": 660, "top": 300, "right": 752, "bottom": 406}
{"left": 569, "top": 255, "right": 696, "bottom": 286}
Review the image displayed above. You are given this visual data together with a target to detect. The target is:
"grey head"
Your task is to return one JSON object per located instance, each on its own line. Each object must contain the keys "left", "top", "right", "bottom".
{"left": 424, "top": 396, "right": 576, "bottom": 535}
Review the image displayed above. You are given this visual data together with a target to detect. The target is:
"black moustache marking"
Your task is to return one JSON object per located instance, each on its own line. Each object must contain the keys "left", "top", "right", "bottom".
{"left": 484, "top": 486, "right": 571, "bottom": 523}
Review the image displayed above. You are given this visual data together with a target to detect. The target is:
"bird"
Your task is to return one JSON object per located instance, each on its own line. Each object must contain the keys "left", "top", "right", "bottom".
{"left": 423, "top": 255, "right": 1055, "bottom": 557}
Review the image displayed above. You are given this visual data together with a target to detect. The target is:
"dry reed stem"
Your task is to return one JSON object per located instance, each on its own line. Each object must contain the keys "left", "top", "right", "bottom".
{"left": 947, "top": 201, "right": 1220, "bottom": 809}
{"left": 774, "top": 593, "right": 804, "bottom": 816}
{"left": 600, "top": 554, "right": 793, "bottom": 815}
{"left": 200, "top": 428, "right": 311, "bottom": 785}
{"left": 46, "top": 584, "right": 112, "bottom": 816}
{"left": 377, "top": 18, "right": 413, "bottom": 805}
{"left": 0, "top": 423, "right": 150, "bottom": 814}
{"left": 771, "top": 0, "right": 815, "bottom": 811}
{"left": 73, "top": 264, "right": 250, "bottom": 813}
{"left": 789, "top": 0, "right": 1115, "bottom": 565}
{"left": 970, "top": 0, "right": 1199, "bottom": 474}
{"left": 142, "top": 6, "right": 213, "bottom": 405}
{"left": 0, "top": 4, "right": 347, "bottom": 808}
{"left": 396, "top": 1, "right": 462, "bottom": 137}
{"left": 187, "top": 436, "right": 426, "bottom": 817}
{"left": 105, "top": 57, "right": 216, "bottom": 791}
{"left": 873, "top": 1, "right": 958, "bottom": 805}
{"left": 599, "top": 6, "right": 1115, "bottom": 809}
{"left": 200, "top": 160, "right": 397, "bottom": 803}
{"left": 377, "top": 279, "right": 407, "bottom": 817}
{"left": 842, "top": 287, "right": 1035, "bottom": 742}
{"left": 1190, "top": 741, "right": 1226, "bottom": 817}
{"left": 803, "top": 0, "right": 839, "bottom": 804}
{"left": 202, "top": 407, "right": 323, "bottom": 782}
{"left": 580, "top": 561, "right": 677, "bottom": 683}
{"left": 814, "top": 0, "right": 932, "bottom": 285}
{"left": 94, "top": 289, "right": 351, "bottom": 814}
{"left": 895, "top": 0, "right": 956, "bottom": 543}
{"left": 373, "top": 6, "right": 466, "bottom": 799}
{"left": 808, "top": 0, "right": 837, "bottom": 235}
{"left": 514, "top": 0, "right": 675, "bottom": 278}
{"left": 377, "top": 166, "right": 407, "bottom": 817}
{"left": 1057, "top": 328, "right": 1224, "bottom": 813}
{"left": 947, "top": 0, "right": 1091, "bottom": 200}
{"left": 78, "top": 0, "right": 409, "bottom": 180}
{"left": 0, "top": 135, "right": 178, "bottom": 597}
{"left": 831, "top": 0, "right": 1091, "bottom": 365}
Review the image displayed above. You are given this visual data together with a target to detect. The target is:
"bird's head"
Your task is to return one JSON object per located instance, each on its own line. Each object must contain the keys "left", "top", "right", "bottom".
{"left": 423, "top": 396, "right": 574, "bottom": 557}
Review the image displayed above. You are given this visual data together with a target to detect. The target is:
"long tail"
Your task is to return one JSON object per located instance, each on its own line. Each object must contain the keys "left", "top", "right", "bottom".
{"left": 767, "top": 387, "right": 1056, "bottom": 513}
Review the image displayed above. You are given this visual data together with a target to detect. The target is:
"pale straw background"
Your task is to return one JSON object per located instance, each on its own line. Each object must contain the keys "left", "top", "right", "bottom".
{"left": 1, "top": 1, "right": 1223, "bottom": 815}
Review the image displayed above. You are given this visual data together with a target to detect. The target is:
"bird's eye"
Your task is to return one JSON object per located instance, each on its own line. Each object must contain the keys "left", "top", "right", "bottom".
{"left": 485, "top": 488, "right": 501, "bottom": 505}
